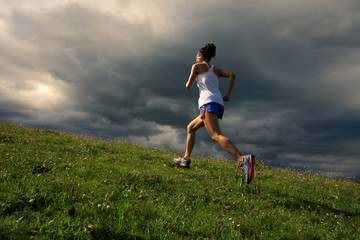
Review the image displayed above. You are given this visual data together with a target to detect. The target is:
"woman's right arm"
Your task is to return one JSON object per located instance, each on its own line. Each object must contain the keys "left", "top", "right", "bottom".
{"left": 219, "top": 69, "right": 236, "bottom": 102}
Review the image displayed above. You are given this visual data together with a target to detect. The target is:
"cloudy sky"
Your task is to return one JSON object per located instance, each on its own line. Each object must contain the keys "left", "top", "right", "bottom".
{"left": 1, "top": 0, "right": 359, "bottom": 180}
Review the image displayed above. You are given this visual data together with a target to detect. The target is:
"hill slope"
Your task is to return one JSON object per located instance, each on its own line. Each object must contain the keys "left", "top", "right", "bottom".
{"left": 1, "top": 123, "right": 359, "bottom": 239}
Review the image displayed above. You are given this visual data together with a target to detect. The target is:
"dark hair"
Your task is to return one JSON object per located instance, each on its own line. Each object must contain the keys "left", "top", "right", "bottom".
{"left": 199, "top": 42, "right": 216, "bottom": 60}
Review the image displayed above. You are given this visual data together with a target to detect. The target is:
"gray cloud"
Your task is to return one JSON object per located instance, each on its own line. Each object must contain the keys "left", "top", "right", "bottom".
{"left": 1, "top": 0, "right": 359, "bottom": 180}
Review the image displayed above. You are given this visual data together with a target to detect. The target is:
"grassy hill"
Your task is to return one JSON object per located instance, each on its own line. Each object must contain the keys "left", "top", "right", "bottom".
{"left": 0, "top": 123, "right": 359, "bottom": 239}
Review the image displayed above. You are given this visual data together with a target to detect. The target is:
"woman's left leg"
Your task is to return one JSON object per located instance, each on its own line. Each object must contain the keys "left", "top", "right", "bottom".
{"left": 202, "top": 110, "right": 243, "bottom": 164}
{"left": 185, "top": 115, "right": 204, "bottom": 158}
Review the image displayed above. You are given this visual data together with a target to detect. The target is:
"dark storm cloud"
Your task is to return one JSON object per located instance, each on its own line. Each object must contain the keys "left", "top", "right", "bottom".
{"left": 1, "top": 0, "right": 359, "bottom": 180}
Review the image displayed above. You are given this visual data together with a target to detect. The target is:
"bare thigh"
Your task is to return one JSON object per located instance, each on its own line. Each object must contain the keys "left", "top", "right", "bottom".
{"left": 202, "top": 110, "right": 243, "bottom": 161}
{"left": 188, "top": 115, "right": 205, "bottom": 132}
{"left": 202, "top": 111, "right": 222, "bottom": 138}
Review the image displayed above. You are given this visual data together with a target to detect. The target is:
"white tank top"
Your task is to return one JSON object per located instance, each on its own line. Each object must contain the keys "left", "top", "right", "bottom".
{"left": 196, "top": 62, "right": 224, "bottom": 109}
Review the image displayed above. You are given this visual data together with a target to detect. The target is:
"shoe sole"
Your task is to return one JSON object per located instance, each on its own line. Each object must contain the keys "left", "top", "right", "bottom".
{"left": 173, "top": 159, "right": 190, "bottom": 168}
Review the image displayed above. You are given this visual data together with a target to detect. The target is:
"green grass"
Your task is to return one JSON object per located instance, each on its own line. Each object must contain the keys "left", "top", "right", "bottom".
{"left": 0, "top": 122, "right": 359, "bottom": 239}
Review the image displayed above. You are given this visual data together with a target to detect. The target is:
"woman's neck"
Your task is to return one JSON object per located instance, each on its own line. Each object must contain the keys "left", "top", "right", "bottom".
{"left": 202, "top": 60, "right": 211, "bottom": 67}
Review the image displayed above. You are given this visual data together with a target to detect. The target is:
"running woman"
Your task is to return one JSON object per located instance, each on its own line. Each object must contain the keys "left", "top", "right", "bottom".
{"left": 173, "top": 42, "right": 255, "bottom": 184}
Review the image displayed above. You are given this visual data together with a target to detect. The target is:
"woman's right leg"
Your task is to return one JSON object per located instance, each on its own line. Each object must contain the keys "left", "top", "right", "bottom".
{"left": 202, "top": 110, "right": 243, "bottom": 163}
{"left": 184, "top": 115, "right": 204, "bottom": 158}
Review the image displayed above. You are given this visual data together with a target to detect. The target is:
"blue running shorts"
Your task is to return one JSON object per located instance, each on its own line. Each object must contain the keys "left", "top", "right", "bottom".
{"left": 200, "top": 102, "right": 224, "bottom": 119}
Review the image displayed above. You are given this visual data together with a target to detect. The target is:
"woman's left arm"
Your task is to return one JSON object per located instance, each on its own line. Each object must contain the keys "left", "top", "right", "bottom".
{"left": 186, "top": 64, "right": 198, "bottom": 90}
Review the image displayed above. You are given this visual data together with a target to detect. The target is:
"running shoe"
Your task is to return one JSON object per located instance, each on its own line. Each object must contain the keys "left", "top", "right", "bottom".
{"left": 242, "top": 155, "right": 255, "bottom": 184}
{"left": 173, "top": 157, "right": 191, "bottom": 168}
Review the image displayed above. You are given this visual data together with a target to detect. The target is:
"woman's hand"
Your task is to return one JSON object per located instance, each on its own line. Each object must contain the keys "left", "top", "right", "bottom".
{"left": 223, "top": 94, "right": 230, "bottom": 102}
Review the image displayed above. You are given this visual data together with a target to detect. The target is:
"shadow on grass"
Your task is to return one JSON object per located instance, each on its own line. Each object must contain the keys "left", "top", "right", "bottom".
{"left": 89, "top": 227, "right": 146, "bottom": 240}
{"left": 281, "top": 196, "right": 359, "bottom": 218}
{"left": 265, "top": 181, "right": 360, "bottom": 218}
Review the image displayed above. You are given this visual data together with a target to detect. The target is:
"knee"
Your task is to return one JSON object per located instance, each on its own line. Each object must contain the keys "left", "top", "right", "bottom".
{"left": 187, "top": 124, "right": 195, "bottom": 134}
{"left": 210, "top": 134, "right": 220, "bottom": 143}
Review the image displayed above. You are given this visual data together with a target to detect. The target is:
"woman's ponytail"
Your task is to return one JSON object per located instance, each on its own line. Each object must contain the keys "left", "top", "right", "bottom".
{"left": 199, "top": 42, "right": 216, "bottom": 60}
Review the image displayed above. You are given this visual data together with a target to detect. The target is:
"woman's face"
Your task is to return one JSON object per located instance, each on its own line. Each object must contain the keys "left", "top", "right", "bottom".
{"left": 195, "top": 52, "right": 203, "bottom": 63}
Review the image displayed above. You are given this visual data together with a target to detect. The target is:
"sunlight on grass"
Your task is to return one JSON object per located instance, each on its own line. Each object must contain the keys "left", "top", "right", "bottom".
{"left": 1, "top": 123, "right": 359, "bottom": 239}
